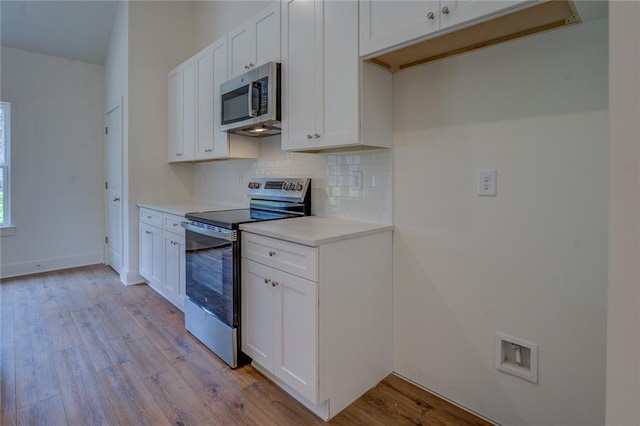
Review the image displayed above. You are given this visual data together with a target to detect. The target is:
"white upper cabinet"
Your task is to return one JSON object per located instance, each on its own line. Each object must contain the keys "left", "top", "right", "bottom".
{"left": 168, "top": 58, "right": 195, "bottom": 162}
{"left": 228, "top": 2, "right": 281, "bottom": 79}
{"left": 360, "top": 0, "right": 440, "bottom": 57}
{"left": 439, "top": 0, "right": 527, "bottom": 30}
{"left": 282, "top": 0, "right": 392, "bottom": 152}
{"left": 169, "top": 36, "right": 259, "bottom": 163}
{"left": 360, "top": 0, "right": 530, "bottom": 58}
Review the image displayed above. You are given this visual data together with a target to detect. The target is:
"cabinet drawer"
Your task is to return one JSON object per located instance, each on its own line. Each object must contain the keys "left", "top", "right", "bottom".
{"left": 242, "top": 232, "right": 318, "bottom": 282}
{"left": 140, "top": 208, "right": 163, "bottom": 227}
{"left": 163, "top": 213, "right": 185, "bottom": 237}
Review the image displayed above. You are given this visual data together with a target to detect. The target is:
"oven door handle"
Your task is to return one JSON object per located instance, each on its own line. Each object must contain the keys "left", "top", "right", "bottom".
{"left": 181, "top": 221, "right": 238, "bottom": 242}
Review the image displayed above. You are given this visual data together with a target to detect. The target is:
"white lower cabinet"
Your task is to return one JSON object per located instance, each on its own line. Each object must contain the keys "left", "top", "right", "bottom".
{"left": 242, "top": 258, "right": 318, "bottom": 402}
{"left": 139, "top": 207, "right": 186, "bottom": 310}
{"left": 139, "top": 222, "right": 163, "bottom": 293}
{"left": 241, "top": 229, "right": 392, "bottom": 420}
{"left": 162, "top": 231, "right": 186, "bottom": 309}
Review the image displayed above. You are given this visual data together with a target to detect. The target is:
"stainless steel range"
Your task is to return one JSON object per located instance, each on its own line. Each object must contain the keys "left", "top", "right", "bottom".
{"left": 181, "top": 177, "right": 311, "bottom": 367}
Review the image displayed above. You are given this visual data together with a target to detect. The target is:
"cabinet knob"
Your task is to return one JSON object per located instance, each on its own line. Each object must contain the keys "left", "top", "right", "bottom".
{"left": 205, "top": 148, "right": 213, "bottom": 153}
{"left": 113, "top": 197, "right": 120, "bottom": 202}
{"left": 272, "top": 281, "right": 278, "bottom": 287}
{"left": 145, "top": 230, "right": 151, "bottom": 235}
{"left": 244, "top": 65, "right": 250, "bottom": 69}
{"left": 176, "top": 153, "right": 183, "bottom": 157}
{"left": 306, "top": 134, "right": 313, "bottom": 140}
{"left": 249, "top": 62, "right": 254, "bottom": 67}
{"left": 173, "top": 223, "right": 178, "bottom": 227}
{"left": 427, "top": 11, "right": 435, "bottom": 20}
{"left": 314, "top": 133, "right": 321, "bottom": 139}
{"left": 268, "top": 251, "right": 276, "bottom": 257}
{"left": 147, "top": 216, "right": 152, "bottom": 219}
{"left": 264, "top": 278, "right": 271, "bottom": 284}
{"left": 441, "top": 6, "right": 450, "bottom": 14}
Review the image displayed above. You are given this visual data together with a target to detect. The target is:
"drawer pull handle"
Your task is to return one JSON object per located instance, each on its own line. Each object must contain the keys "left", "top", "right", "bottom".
{"left": 268, "top": 251, "right": 276, "bottom": 257}
{"left": 264, "top": 278, "right": 271, "bottom": 285}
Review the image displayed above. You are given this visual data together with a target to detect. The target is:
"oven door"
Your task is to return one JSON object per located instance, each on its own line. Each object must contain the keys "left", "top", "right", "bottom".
{"left": 184, "top": 225, "right": 237, "bottom": 328}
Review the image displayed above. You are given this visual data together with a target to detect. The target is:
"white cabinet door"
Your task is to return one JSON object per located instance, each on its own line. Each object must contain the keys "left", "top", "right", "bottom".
{"left": 195, "top": 37, "right": 231, "bottom": 160}
{"left": 281, "top": 0, "right": 322, "bottom": 150}
{"left": 253, "top": 3, "right": 281, "bottom": 70}
{"left": 140, "top": 222, "right": 163, "bottom": 292}
{"left": 211, "top": 37, "right": 231, "bottom": 159}
{"left": 318, "top": 0, "right": 359, "bottom": 149}
{"left": 168, "top": 59, "right": 195, "bottom": 162}
{"left": 228, "top": 2, "right": 280, "bottom": 78}
{"left": 194, "top": 45, "right": 214, "bottom": 160}
{"left": 228, "top": 25, "right": 252, "bottom": 79}
{"left": 181, "top": 59, "right": 195, "bottom": 161}
{"left": 439, "top": 0, "right": 526, "bottom": 30}
{"left": 359, "top": 0, "right": 440, "bottom": 57}
{"left": 242, "top": 259, "right": 274, "bottom": 368}
{"left": 167, "top": 67, "right": 183, "bottom": 162}
{"left": 163, "top": 232, "right": 185, "bottom": 309}
{"left": 273, "top": 268, "right": 318, "bottom": 403}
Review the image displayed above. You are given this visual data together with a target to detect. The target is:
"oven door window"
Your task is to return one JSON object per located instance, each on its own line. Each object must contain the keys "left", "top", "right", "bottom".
{"left": 185, "top": 230, "right": 235, "bottom": 326}
{"left": 221, "top": 83, "right": 260, "bottom": 126}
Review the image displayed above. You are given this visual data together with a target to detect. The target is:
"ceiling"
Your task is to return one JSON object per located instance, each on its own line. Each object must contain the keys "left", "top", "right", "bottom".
{"left": 1, "top": 1, "right": 119, "bottom": 65}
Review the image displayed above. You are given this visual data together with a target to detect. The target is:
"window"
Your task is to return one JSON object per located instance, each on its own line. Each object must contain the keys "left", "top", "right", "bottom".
{"left": 0, "top": 102, "right": 11, "bottom": 227}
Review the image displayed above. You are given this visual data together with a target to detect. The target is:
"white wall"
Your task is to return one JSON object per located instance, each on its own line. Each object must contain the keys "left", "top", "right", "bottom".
{"left": 105, "top": 1, "right": 128, "bottom": 114}
{"left": 0, "top": 47, "right": 105, "bottom": 277}
{"left": 606, "top": 2, "right": 640, "bottom": 424}
{"left": 125, "top": 1, "right": 195, "bottom": 282}
{"left": 193, "top": 0, "right": 268, "bottom": 51}
{"left": 392, "top": 19, "right": 608, "bottom": 425}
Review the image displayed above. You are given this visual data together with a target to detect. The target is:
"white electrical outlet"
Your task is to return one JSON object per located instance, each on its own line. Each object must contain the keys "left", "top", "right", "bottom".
{"left": 477, "top": 169, "right": 497, "bottom": 196}
{"left": 351, "top": 171, "right": 363, "bottom": 191}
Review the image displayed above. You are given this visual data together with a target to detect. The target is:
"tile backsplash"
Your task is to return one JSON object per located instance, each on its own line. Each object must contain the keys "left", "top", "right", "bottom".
{"left": 193, "top": 137, "right": 392, "bottom": 224}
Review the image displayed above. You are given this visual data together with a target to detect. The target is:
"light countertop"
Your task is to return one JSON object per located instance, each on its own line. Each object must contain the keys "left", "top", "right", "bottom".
{"left": 138, "top": 201, "right": 246, "bottom": 217}
{"left": 240, "top": 216, "right": 393, "bottom": 247}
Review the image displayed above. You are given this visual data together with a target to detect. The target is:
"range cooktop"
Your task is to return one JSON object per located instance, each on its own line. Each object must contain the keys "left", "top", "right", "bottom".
{"left": 185, "top": 209, "right": 292, "bottom": 229}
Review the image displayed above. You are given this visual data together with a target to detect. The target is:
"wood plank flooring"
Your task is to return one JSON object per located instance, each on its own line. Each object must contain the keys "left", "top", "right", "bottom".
{"left": 0, "top": 265, "right": 491, "bottom": 425}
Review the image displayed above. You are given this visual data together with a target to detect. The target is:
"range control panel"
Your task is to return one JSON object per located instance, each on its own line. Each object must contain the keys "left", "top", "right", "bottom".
{"left": 246, "top": 177, "right": 310, "bottom": 200}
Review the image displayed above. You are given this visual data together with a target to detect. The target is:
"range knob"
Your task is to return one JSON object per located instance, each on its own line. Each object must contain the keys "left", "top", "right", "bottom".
{"left": 295, "top": 183, "right": 303, "bottom": 191}
{"left": 247, "top": 182, "right": 253, "bottom": 189}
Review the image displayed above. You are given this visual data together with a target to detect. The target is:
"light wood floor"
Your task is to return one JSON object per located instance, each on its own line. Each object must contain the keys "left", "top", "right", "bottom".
{"left": 0, "top": 265, "right": 490, "bottom": 425}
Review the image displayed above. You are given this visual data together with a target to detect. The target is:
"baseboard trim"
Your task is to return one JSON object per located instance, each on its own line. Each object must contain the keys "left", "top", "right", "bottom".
{"left": 123, "top": 269, "right": 144, "bottom": 286}
{"left": 0, "top": 252, "right": 105, "bottom": 279}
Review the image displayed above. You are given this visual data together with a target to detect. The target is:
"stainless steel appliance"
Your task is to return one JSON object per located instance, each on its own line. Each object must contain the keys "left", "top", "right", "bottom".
{"left": 220, "top": 61, "right": 281, "bottom": 137}
{"left": 181, "top": 177, "right": 311, "bottom": 367}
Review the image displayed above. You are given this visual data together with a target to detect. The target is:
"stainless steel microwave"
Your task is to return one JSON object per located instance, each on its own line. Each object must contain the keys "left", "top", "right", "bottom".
{"left": 220, "top": 61, "right": 281, "bottom": 138}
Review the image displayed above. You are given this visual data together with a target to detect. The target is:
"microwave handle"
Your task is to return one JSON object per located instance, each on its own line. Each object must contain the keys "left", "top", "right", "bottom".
{"left": 248, "top": 81, "right": 260, "bottom": 117}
